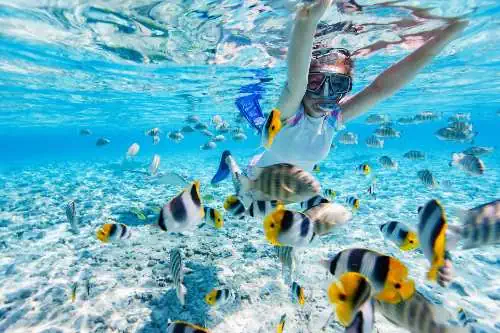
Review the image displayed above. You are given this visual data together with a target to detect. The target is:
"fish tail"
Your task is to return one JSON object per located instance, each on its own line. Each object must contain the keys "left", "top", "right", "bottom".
{"left": 177, "top": 283, "right": 187, "bottom": 305}
{"left": 211, "top": 150, "right": 232, "bottom": 184}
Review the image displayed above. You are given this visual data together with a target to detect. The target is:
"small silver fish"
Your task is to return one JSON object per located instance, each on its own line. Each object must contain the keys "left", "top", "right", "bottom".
{"left": 201, "top": 129, "right": 214, "bottom": 137}
{"left": 200, "top": 141, "right": 216, "bottom": 150}
{"left": 181, "top": 125, "right": 195, "bottom": 133}
{"left": 365, "top": 135, "right": 384, "bottom": 148}
{"left": 168, "top": 131, "right": 184, "bottom": 142}
{"left": 170, "top": 248, "right": 187, "bottom": 305}
{"left": 213, "top": 134, "right": 225, "bottom": 142}
{"left": 145, "top": 127, "right": 161, "bottom": 136}
{"left": 338, "top": 132, "right": 358, "bottom": 145}
{"left": 79, "top": 129, "right": 92, "bottom": 136}
{"left": 96, "top": 137, "right": 110, "bottom": 146}
{"left": 397, "top": 116, "right": 417, "bottom": 125}
{"left": 379, "top": 155, "right": 398, "bottom": 169}
{"left": 462, "top": 146, "right": 494, "bottom": 156}
{"left": 232, "top": 132, "right": 247, "bottom": 141}
{"left": 149, "top": 154, "right": 161, "bottom": 175}
{"left": 194, "top": 122, "right": 208, "bottom": 130}
{"left": 414, "top": 111, "right": 441, "bottom": 122}
{"left": 185, "top": 115, "right": 200, "bottom": 123}
{"left": 365, "top": 114, "right": 389, "bottom": 125}
{"left": 374, "top": 126, "right": 400, "bottom": 138}
{"left": 65, "top": 200, "right": 79, "bottom": 234}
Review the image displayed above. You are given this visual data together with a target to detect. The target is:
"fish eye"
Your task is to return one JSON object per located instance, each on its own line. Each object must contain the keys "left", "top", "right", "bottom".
{"left": 271, "top": 125, "right": 275, "bottom": 130}
{"left": 270, "top": 223, "right": 275, "bottom": 228}
{"left": 395, "top": 283, "right": 401, "bottom": 289}
{"left": 339, "top": 293, "right": 346, "bottom": 301}
{"left": 409, "top": 240, "right": 414, "bottom": 243}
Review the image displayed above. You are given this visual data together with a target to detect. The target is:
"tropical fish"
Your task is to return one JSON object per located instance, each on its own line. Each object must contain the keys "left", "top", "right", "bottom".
{"left": 450, "top": 153, "right": 485, "bottom": 175}
{"left": 327, "top": 272, "right": 372, "bottom": 327}
{"left": 313, "top": 164, "right": 320, "bottom": 173}
{"left": 380, "top": 221, "right": 419, "bottom": 251}
{"left": 449, "top": 113, "right": 471, "bottom": 122}
{"left": 213, "top": 134, "right": 225, "bottom": 142}
{"left": 181, "top": 125, "right": 195, "bottom": 133}
{"left": 200, "top": 141, "right": 217, "bottom": 150}
{"left": 232, "top": 132, "right": 247, "bottom": 141}
{"left": 65, "top": 200, "right": 79, "bottom": 234}
{"left": 156, "top": 181, "right": 204, "bottom": 232}
{"left": 301, "top": 195, "right": 330, "bottom": 210}
{"left": 397, "top": 116, "right": 417, "bottom": 125}
{"left": 365, "top": 114, "right": 389, "bottom": 125}
{"left": 356, "top": 163, "right": 371, "bottom": 176}
{"left": 130, "top": 207, "right": 146, "bottom": 220}
{"left": 404, "top": 150, "right": 425, "bottom": 160}
{"left": 418, "top": 199, "right": 448, "bottom": 282}
{"left": 238, "top": 163, "right": 321, "bottom": 204}
{"left": 338, "top": 132, "right": 358, "bottom": 145}
{"left": 168, "top": 131, "right": 184, "bottom": 142}
{"left": 96, "top": 222, "right": 131, "bottom": 243}
{"left": 304, "top": 202, "right": 352, "bottom": 236}
{"left": 448, "top": 199, "right": 500, "bottom": 250}
{"left": 194, "top": 122, "right": 209, "bottom": 131}
{"left": 345, "top": 196, "right": 360, "bottom": 211}
{"left": 275, "top": 246, "right": 295, "bottom": 282}
{"left": 367, "top": 181, "right": 376, "bottom": 198}
{"left": 223, "top": 195, "right": 246, "bottom": 217}
{"left": 70, "top": 282, "right": 78, "bottom": 303}
{"left": 435, "top": 127, "right": 476, "bottom": 142}
{"left": 79, "top": 128, "right": 92, "bottom": 136}
{"left": 417, "top": 169, "right": 438, "bottom": 188}
{"left": 205, "top": 288, "right": 234, "bottom": 307}
{"left": 323, "top": 189, "right": 337, "bottom": 200}
{"left": 203, "top": 207, "right": 223, "bottom": 229}
{"left": 379, "top": 156, "right": 398, "bottom": 169}
{"left": 96, "top": 137, "right": 110, "bottom": 146}
{"left": 320, "top": 248, "right": 415, "bottom": 304}
{"left": 126, "top": 143, "right": 140, "bottom": 158}
{"left": 185, "top": 115, "right": 200, "bottom": 123}
{"left": 365, "top": 135, "right": 384, "bottom": 148}
{"left": 170, "top": 248, "right": 187, "bottom": 306}
{"left": 414, "top": 111, "right": 441, "bottom": 122}
{"left": 261, "top": 108, "right": 282, "bottom": 149}
{"left": 374, "top": 126, "right": 400, "bottom": 138}
{"left": 167, "top": 321, "right": 210, "bottom": 333}
{"left": 375, "top": 291, "right": 469, "bottom": 333}
{"left": 291, "top": 281, "right": 305, "bottom": 306}
{"left": 263, "top": 210, "right": 314, "bottom": 247}
{"left": 345, "top": 298, "right": 375, "bottom": 333}
{"left": 145, "top": 127, "right": 161, "bottom": 136}
{"left": 149, "top": 154, "right": 161, "bottom": 175}
{"left": 449, "top": 120, "right": 473, "bottom": 133}
{"left": 246, "top": 200, "right": 284, "bottom": 218}
{"left": 276, "top": 314, "right": 286, "bottom": 333}
{"left": 462, "top": 146, "right": 494, "bottom": 156}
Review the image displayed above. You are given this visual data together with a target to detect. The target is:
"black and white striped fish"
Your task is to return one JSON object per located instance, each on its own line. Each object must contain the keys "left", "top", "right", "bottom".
{"left": 450, "top": 153, "right": 485, "bottom": 175}
{"left": 320, "top": 248, "right": 415, "bottom": 304}
{"left": 246, "top": 200, "right": 284, "bottom": 218}
{"left": 96, "top": 222, "right": 131, "bottom": 243}
{"left": 275, "top": 246, "right": 295, "bottom": 283}
{"left": 345, "top": 298, "right": 375, "bottom": 333}
{"left": 291, "top": 281, "right": 305, "bottom": 306}
{"left": 263, "top": 210, "right": 315, "bottom": 247}
{"left": 448, "top": 199, "right": 500, "bottom": 250}
{"left": 367, "top": 181, "right": 376, "bottom": 198}
{"left": 375, "top": 291, "right": 472, "bottom": 333}
{"left": 379, "top": 156, "right": 398, "bottom": 169}
{"left": 379, "top": 221, "right": 419, "bottom": 251}
{"left": 404, "top": 150, "right": 425, "bottom": 160}
{"left": 417, "top": 169, "right": 438, "bottom": 188}
{"left": 157, "top": 181, "right": 204, "bottom": 232}
{"left": 170, "top": 248, "right": 187, "bottom": 306}
{"left": 65, "top": 200, "right": 79, "bottom": 234}
{"left": 365, "top": 135, "right": 384, "bottom": 148}
{"left": 300, "top": 195, "right": 330, "bottom": 210}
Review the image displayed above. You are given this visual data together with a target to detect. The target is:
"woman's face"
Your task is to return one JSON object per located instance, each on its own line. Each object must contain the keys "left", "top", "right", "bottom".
{"left": 303, "top": 62, "right": 352, "bottom": 117}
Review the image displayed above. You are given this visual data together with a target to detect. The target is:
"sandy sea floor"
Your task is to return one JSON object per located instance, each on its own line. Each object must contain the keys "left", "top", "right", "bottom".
{"left": 1, "top": 147, "right": 499, "bottom": 333}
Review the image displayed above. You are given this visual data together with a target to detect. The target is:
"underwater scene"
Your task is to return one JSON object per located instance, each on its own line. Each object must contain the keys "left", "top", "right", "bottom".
{"left": 1, "top": 0, "right": 499, "bottom": 332}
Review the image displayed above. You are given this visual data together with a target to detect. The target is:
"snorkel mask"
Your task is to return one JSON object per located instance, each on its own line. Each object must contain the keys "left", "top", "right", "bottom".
{"left": 307, "top": 48, "right": 353, "bottom": 103}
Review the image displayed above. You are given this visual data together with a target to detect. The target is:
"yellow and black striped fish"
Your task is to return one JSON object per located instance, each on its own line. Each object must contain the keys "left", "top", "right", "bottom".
{"left": 263, "top": 210, "right": 314, "bottom": 247}
{"left": 203, "top": 206, "right": 223, "bottom": 229}
{"left": 321, "top": 248, "right": 415, "bottom": 304}
{"left": 328, "top": 272, "right": 372, "bottom": 327}
{"left": 261, "top": 108, "right": 282, "bottom": 149}
{"left": 356, "top": 163, "right": 371, "bottom": 176}
{"left": 205, "top": 288, "right": 234, "bottom": 307}
{"left": 276, "top": 313, "right": 286, "bottom": 333}
{"left": 300, "top": 195, "right": 330, "bottom": 210}
{"left": 291, "top": 281, "right": 305, "bottom": 306}
{"left": 380, "top": 221, "right": 419, "bottom": 251}
{"left": 166, "top": 321, "right": 211, "bottom": 333}
{"left": 246, "top": 200, "right": 284, "bottom": 218}
{"left": 418, "top": 199, "right": 448, "bottom": 282}
{"left": 96, "top": 222, "right": 131, "bottom": 243}
{"left": 345, "top": 196, "right": 360, "bottom": 211}
{"left": 157, "top": 181, "right": 204, "bottom": 232}
{"left": 223, "top": 195, "right": 246, "bottom": 217}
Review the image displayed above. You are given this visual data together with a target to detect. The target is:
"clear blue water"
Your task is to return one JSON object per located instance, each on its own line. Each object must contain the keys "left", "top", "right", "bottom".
{"left": 0, "top": 1, "right": 499, "bottom": 332}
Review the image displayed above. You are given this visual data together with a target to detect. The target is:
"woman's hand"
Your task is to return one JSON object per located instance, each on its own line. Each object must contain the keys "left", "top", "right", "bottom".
{"left": 297, "top": 0, "right": 334, "bottom": 24}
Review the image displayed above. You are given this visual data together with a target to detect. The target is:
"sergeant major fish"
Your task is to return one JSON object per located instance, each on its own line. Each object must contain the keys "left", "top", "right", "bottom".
{"left": 65, "top": 200, "right": 79, "bottom": 234}
{"left": 462, "top": 146, "right": 494, "bottom": 156}
{"left": 404, "top": 150, "right": 425, "bottom": 160}
{"left": 338, "top": 132, "right": 358, "bottom": 145}
{"left": 450, "top": 153, "right": 485, "bottom": 175}
{"left": 379, "top": 156, "right": 398, "bottom": 169}
{"left": 365, "top": 135, "right": 384, "bottom": 148}
{"left": 417, "top": 169, "right": 438, "bottom": 188}
{"left": 374, "top": 126, "right": 400, "bottom": 138}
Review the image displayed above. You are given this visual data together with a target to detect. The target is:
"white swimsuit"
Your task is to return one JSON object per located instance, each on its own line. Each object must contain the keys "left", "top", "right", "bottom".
{"left": 250, "top": 103, "right": 344, "bottom": 174}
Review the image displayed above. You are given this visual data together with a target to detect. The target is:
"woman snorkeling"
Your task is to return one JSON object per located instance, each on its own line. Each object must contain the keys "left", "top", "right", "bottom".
{"left": 212, "top": 0, "right": 467, "bottom": 199}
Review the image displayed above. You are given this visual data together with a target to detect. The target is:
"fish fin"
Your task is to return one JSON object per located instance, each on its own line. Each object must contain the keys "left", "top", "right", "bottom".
{"left": 211, "top": 150, "right": 232, "bottom": 184}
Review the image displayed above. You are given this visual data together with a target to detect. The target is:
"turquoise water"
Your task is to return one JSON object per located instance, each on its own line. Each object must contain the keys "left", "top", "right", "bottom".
{"left": 1, "top": 1, "right": 500, "bottom": 332}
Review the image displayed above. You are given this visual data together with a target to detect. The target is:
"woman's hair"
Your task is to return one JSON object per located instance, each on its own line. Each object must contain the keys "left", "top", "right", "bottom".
{"left": 309, "top": 48, "right": 354, "bottom": 75}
